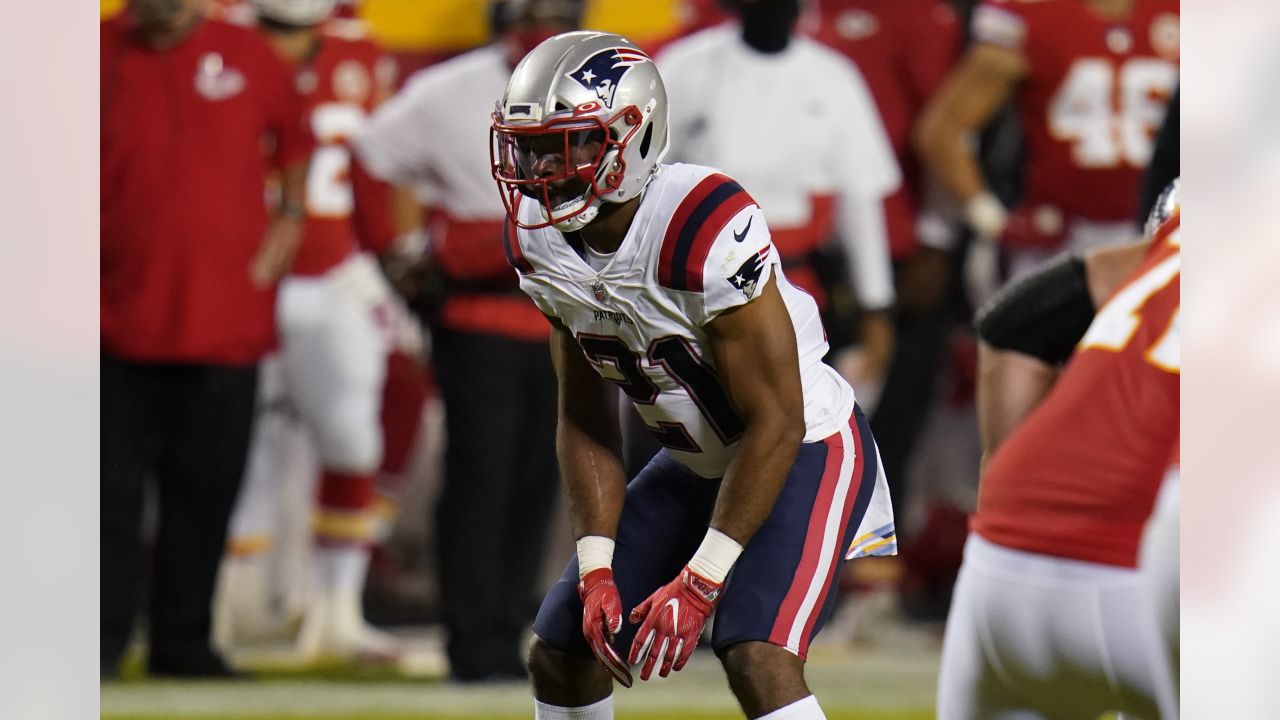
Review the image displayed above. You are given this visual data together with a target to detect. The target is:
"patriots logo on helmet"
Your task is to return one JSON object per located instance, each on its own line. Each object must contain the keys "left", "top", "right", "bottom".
{"left": 566, "top": 47, "right": 651, "bottom": 109}
{"left": 727, "top": 247, "right": 770, "bottom": 301}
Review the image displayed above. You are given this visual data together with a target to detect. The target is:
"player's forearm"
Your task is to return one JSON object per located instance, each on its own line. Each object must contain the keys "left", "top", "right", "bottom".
{"left": 557, "top": 421, "right": 628, "bottom": 541}
{"left": 916, "top": 115, "right": 987, "bottom": 206}
{"left": 710, "top": 413, "right": 805, "bottom": 546}
{"left": 840, "top": 189, "right": 896, "bottom": 312}
{"left": 276, "top": 160, "right": 309, "bottom": 219}
{"left": 858, "top": 311, "right": 895, "bottom": 364}
{"left": 976, "top": 341, "right": 1057, "bottom": 456}
{"left": 392, "top": 186, "right": 425, "bottom": 237}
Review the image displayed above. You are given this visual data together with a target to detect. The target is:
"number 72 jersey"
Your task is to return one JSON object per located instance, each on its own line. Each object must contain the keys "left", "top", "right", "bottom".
{"left": 973, "top": 213, "right": 1181, "bottom": 568}
{"left": 506, "top": 163, "right": 857, "bottom": 479}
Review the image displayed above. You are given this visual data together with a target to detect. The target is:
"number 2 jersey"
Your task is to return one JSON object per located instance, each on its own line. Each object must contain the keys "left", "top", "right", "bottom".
{"left": 972, "top": 213, "right": 1180, "bottom": 567}
{"left": 289, "top": 23, "right": 398, "bottom": 276}
{"left": 973, "top": 0, "right": 1179, "bottom": 222}
{"left": 506, "top": 163, "right": 863, "bottom": 481}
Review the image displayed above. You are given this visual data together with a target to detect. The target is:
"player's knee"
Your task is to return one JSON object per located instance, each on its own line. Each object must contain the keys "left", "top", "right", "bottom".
{"left": 719, "top": 641, "right": 809, "bottom": 716}
{"left": 527, "top": 636, "right": 611, "bottom": 706}
{"left": 316, "top": 419, "right": 383, "bottom": 473}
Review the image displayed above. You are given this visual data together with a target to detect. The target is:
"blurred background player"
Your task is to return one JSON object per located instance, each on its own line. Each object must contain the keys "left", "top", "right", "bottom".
{"left": 916, "top": 0, "right": 1179, "bottom": 296}
{"left": 809, "top": 0, "right": 963, "bottom": 609}
{"left": 657, "top": 0, "right": 901, "bottom": 414}
{"left": 935, "top": 184, "right": 1180, "bottom": 718}
{"left": 352, "top": 0, "right": 583, "bottom": 681}
{"left": 1141, "top": 441, "right": 1179, "bottom": 679}
{"left": 216, "top": 0, "right": 426, "bottom": 665}
{"left": 101, "top": 0, "right": 311, "bottom": 677}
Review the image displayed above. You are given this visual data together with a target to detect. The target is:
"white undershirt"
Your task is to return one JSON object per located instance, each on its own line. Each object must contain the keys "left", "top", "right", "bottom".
{"left": 582, "top": 243, "right": 614, "bottom": 272}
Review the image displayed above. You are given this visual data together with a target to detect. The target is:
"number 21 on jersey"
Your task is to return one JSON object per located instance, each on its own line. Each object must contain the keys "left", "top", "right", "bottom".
{"left": 577, "top": 333, "right": 745, "bottom": 454}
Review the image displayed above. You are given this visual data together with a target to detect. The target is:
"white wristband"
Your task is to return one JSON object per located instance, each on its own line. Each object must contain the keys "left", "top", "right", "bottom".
{"left": 964, "top": 191, "right": 1008, "bottom": 242}
{"left": 394, "top": 228, "right": 430, "bottom": 257}
{"left": 576, "top": 536, "right": 615, "bottom": 579}
{"left": 687, "top": 528, "right": 744, "bottom": 585}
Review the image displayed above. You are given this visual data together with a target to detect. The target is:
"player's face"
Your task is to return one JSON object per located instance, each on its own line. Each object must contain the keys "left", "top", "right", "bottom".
{"left": 509, "top": 127, "right": 605, "bottom": 208}
{"left": 129, "top": 0, "right": 206, "bottom": 34}
{"left": 503, "top": 1, "right": 581, "bottom": 68}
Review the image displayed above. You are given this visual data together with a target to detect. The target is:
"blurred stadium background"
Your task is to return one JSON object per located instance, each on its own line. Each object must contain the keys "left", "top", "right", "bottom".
{"left": 89, "top": 0, "right": 1214, "bottom": 718}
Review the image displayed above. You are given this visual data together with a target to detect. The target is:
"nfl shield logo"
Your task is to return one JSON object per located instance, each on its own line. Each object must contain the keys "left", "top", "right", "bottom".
{"left": 592, "top": 281, "right": 608, "bottom": 303}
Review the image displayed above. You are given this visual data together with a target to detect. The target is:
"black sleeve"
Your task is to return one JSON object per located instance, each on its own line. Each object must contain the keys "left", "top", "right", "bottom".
{"left": 1137, "top": 85, "right": 1180, "bottom": 227}
{"left": 974, "top": 253, "right": 1095, "bottom": 365}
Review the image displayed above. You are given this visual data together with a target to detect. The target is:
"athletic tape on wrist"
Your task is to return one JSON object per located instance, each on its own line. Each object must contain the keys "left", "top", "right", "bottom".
{"left": 576, "top": 535, "right": 615, "bottom": 579}
{"left": 965, "top": 191, "right": 1008, "bottom": 241}
{"left": 687, "top": 528, "right": 743, "bottom": 585}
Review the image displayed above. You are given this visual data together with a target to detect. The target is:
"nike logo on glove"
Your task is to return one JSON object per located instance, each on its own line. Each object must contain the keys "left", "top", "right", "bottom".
{"left": 733, "top": 216, "right": 752, "bottom": 243}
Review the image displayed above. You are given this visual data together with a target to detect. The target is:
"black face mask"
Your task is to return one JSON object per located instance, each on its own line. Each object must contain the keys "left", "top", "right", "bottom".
{"left": 735, "top": 0, "right": 800, "bottom": 54}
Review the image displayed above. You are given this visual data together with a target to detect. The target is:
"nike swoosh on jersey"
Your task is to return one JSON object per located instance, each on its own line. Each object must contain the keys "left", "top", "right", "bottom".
{"left": 733, "top": 216, "right": 752, "bottom": 243}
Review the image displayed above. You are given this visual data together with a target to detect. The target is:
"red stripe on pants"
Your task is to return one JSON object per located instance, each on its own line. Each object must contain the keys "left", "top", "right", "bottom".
{"left": 768, "top": 424, "right": 846, "bottom": 650}
{"left": 796, "top": 414, "right": 864, "bottom": 655}
{"left": 318, "top": 470, "right": 375, "bottom": 511}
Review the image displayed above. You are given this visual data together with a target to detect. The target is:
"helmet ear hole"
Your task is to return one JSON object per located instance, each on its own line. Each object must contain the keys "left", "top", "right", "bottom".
{"left": 638, "top": 122, "right": 654, "bottom": 158}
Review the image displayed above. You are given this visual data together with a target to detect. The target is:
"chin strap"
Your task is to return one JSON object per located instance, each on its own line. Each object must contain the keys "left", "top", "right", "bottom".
{"left": 551, "top": 200, "right": 600, "bottom": 232}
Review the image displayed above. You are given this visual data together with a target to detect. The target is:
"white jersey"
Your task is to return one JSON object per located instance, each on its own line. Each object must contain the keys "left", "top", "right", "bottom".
{"left": 509, "top": 163, "right": 856, "bottom": 479}
{"left": 656, "top": 25, "right": 901, "bottom": 310}
{"left": 353, "top": 44, "right": 508, "bottom": 219}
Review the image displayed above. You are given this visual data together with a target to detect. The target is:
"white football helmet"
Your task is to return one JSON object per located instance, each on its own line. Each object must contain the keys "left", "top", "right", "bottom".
{"left": 490, "top": 31, "right": 670, "bottom": 231}
{"left": 252, "top": 0, "right": 337, "bottom": 27}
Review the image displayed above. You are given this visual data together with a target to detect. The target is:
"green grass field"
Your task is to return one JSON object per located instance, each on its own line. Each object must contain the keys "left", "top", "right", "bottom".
{"left": 101, "top": 637, "right": 941, "bottom": 720}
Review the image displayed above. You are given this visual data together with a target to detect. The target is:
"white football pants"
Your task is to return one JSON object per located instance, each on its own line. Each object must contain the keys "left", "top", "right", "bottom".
{"left": 937, "top": 534, "right": 1178, "bottom": 720}
{"left": 1140, "top": 467, "right": 1180, "bottom": 671}
{"left": 277, "top": 253, "right": 393, "bottom": 473}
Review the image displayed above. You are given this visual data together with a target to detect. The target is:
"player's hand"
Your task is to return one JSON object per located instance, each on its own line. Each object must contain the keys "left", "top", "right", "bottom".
{"left": 627, "top": 566, "right": 722, "bottom": 681}
{"left": 251, "top": 215, "right": 303, "bottom": 288}
{"left": 1000, "top": 203, "right": 1068, "bottom": 251}
{"left": 836, "top": 312, "right": 894, "bottom": 413}
{"left": 577, "top": 568, "right": 633, "bottom": 688}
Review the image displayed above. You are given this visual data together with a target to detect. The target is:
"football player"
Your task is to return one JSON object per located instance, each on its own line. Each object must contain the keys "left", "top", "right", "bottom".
{"left": 917, "top": 0, "right": 1179, "bottom": 292}
{"left": 492, "top": 31, "right": 895, "bottom": 720}
{"left": 219, "top": 0, "right": 421, "bottom": 664}
{"left": 935, "top": 181, "right": 1180, "bottom": 718}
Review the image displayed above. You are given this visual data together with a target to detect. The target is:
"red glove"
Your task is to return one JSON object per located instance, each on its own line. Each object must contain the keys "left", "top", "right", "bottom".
{"left": 627, "top": 566, "right": 723, "bottom": 681}
{"left": 577, "top": 568, "right": 633, "bottom": 688}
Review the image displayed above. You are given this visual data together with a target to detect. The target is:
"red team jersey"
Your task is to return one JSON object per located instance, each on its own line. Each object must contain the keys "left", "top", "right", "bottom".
{"left": 972, "top": 213, "right": 1180, "bottom": 567}
{"left": 811, "top": 0, "right": 961, "bottom": 258}
{"left": 973, "top": 0, "right": 1179, "bottom": 223}
{"left": 101, "top": 16, "right": 311, "bottom": 364}
{"left": 290, "top": 25, "right": 397, "bottom": 276}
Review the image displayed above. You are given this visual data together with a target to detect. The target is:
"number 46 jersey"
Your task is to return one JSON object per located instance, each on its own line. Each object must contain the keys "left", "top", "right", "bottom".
{"left": 972, "top": 0, "right": 1179, "bottom": 222}
{"left": 506, "top": 163, "right": 857, "bottom": 480}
